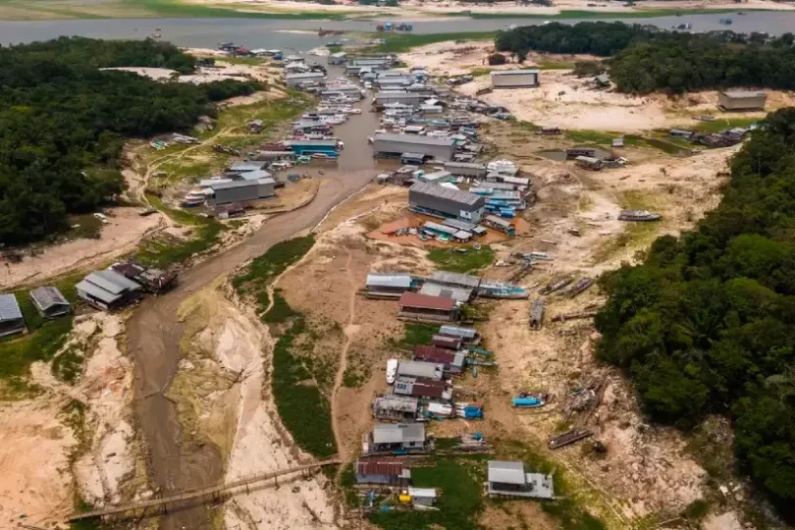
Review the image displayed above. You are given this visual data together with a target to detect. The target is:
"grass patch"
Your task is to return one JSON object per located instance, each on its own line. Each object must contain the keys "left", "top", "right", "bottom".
{"left": 272, "top": 314, "right": 337, "bottom": 458}
{"left": 368, "top": 458, "right": 485, "bottom": 530}
{"left": 456, "top": 7, "right": 743, "bottom": 19}
{"left": 387, "top": 323, "right": 438, "bottom": 350}
{"left": 537, "top": 60, "right": 575, "bottom": 70}
{"left": 689, "top": 116, "right": 759, "bottom": 133}
{"left": 640, "top": 137, "right": 692, "bottom": 155}
{"left": 263, "top": 290, "right": 299, "bottom": 324}
{"left": 566, "top": 129, "right": 616, "bottom": 145}
{"left": 232, "top": 234, "right": 315, "bottom": 294}
{"left": 124, "top": 0, "right": 347, "bottom": 19}
{"left": 66, "top": 213, "right": 104, "bottom": 240}
{"left": 369, "top": 31, "right": 496, "bottom": 54}
{"left": 52, "top": 345, "right": 84, "bottom": 384}
{"left": 427, "top": 245, "right": 494, "bottom": 274}
{"left": 219, "top": 56, "right": 271, "bottom": 66}
{"left": 342, "top": 365, "right": 367, "bottom": 388}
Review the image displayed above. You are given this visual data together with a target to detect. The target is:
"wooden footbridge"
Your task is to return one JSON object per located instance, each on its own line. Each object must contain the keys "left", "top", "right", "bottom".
{"left": 67, "top": 458, "right": 341, "bottom": 522}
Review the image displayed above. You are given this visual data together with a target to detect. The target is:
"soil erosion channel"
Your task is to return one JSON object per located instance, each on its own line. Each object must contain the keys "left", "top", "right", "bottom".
{"left": 127, "top": 87, "right": 378, "bottom": 530}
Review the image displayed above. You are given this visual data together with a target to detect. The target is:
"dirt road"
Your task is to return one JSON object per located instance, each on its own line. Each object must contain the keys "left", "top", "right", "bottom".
{"left": 127, "top": 81, "right": 378, "bottom": 530}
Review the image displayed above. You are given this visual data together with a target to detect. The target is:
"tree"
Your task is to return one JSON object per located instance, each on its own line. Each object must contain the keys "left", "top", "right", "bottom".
{"left": 487, "top": 53, "right": 507, "bottom": 65}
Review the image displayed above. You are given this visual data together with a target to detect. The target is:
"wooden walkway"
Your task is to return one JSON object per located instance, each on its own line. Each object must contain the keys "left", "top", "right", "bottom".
{"left": 67, "top": 458, "right": 341, "bottom": 521}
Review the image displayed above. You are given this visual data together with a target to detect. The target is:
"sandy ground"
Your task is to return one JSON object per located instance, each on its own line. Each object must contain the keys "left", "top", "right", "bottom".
{"left": 173, "top": 281, "right": 338, "bottom": 530}
{"left": 0, "top": 207, "right": 162, "bottom": 289}
{"left": 187, "top": 0, "right": 795, "bottom": 16}
{"left": 400, "top": 41, "right": 795, "bottom": 132}
{"left": 0, "top": 313, "right": 142, "bottom": 528}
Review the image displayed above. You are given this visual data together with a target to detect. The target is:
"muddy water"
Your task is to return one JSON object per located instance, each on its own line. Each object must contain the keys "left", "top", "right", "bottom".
{"left": 128, "top": 69, "right": 377, "bottom": 529}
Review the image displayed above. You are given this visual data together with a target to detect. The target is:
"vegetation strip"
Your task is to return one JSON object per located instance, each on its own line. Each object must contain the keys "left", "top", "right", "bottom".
{"left": 595, "top": 108, "right": 795, "bottom": 507}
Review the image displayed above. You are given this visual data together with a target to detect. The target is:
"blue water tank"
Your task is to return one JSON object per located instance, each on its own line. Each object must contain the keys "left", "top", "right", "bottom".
{"left": 513, "top": 396, "right": 542, "bottom": 407}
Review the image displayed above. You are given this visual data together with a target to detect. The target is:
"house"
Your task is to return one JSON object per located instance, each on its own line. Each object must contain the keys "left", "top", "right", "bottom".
{"left": 594, "top": 74, "right": 610, "bottom": 88}
{"left": 491, "top": 69, "right": 540, "bottom": 89}
{"left": 438, "top": 324, "right": 479, "bottom": 342}
{"left": 487, "top": 460, "right": 555, "bottom": 499}
{"left": 374, "top": 134, "right": 457, "bottom": 162}
{"left": 718, "top": 90, "right": 766, "bottom": 111}
{"left": 483, "top": 214, "right": 516, "bottom": 236}
{"left": 396, "top": 360, "right": 444, "bottom": 381}
{"left": 287, "top": 139, "right": 339, "bottom": 156}
{"left": 0, "top": 294, "right": 25, "bottom": 337}
{"left": 408, "top": 182, "right": 486, "bottom": 223}
{"left": 110, "top": 261, "right": 178, "bottom": 293}
{"left": 355, "top": 458, "right": 411, "bottom": 486}
{"left": 207, "top": 178, "right": 275, "bottom": 206}
{"left": 413, "top": 345, "right": 466, "bottom": 375}
{"left": 392, "top": 376, "right": 452, "bottom": 401}
{"left": 418, "top": 281, "right": 474, "bottom": 304}
{"left": 398, "top": 292, "right": 459, "bottom": 323}
{"left": 76, "top": 269, "right": 142, "bottom": 310}
{"left": 365, "top": 272, "right": 414, "bottom": 298}
{"left": 373, "top": 394, "right": 420, "bottom": 422}
{"left": 442, "top": 218, "right": 487, "bottom": 238}
{"left": 29, "top": 286, "right": 71, "bottom": 318}
{"left": 575, "top": 156, "right": 603, "bottom": 171}
{"left": 364, "top": 423, "right": 430, "bottom": 455}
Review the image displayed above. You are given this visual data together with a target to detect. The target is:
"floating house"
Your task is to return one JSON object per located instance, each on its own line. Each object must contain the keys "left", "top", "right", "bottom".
{"left": 364, "top": 423, "right": 430, "bottom": 455}
{"left": 718, "top": 90, "right": 767, "bottom": 111}
{"left": 76, "top": 269, "right": 142, "bottom": 311}
{"left": 29, "top": 286, "right": 70, "bottom": 318}
{"left": 413, "top": 345, "right": 466, "bottom": 375}
{"left": 396, "top": 360, "right": 444, "bottom": 381}
{"left": 418, "top": 281, "right": 474, "bottom": 303}
{"left": 355, "top": 458, "right": 411, "bottom": 486}
{"left": 398, "top": 292, "right": 459, "bottom": 322}
{"left": 110, "top": 261, "right": 177, "bottom": 293}
{"left": 392, "top": 376, "right": 453, "bottom": 401}
{"left": 365, "top": 272, "right": 414, "bottom": 298}
{"left": 0, "top": 294, "right": 25, "bottom": 337}
{"left": 408, "top": 182, "right": 486, "bottom": 222}
{"left": 491, "top": 69, "right": 540, "bottom": 88}
{"left": 487, "top": 460, "right": 555, "bottom": 499}
{"left": 373, "top": 394, "right": 420, "bottom": 422}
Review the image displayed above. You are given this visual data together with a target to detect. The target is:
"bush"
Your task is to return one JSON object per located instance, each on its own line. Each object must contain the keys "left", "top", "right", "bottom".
{"left": 487, "top": 53, "right": 507, "bottom": 66}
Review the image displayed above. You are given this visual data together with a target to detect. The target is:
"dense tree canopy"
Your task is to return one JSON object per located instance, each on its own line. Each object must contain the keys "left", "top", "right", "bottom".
{"left": 0, "top": 38, "right": 258, "bottom": 245}
{"left": 595, "top": 108, "right": 795, "bottom": 505}
{"left": 495, "top": 22, "right": 795, "bottom": 93}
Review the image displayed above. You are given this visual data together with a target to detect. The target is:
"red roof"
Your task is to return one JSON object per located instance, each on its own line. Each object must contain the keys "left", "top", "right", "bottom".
{"left": 414, "top": 345, "right": 456, "bottom": 364}
{"left": 398, "top": 292, "right": 456, "bottom": 311}
{"left": 432, "top": 334, "right": 462, "bottom": 349}
{"left": 394, "top": 376, "right": 449, "bottom": 399}
{"left": 356, "top": 458, "right": 408, "bottom": 476}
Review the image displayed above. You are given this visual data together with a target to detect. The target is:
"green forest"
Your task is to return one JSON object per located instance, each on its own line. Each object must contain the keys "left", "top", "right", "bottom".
{"left": 595, "top": 108, "right": 795, "bottom": 508}
{"left": 494, "top": 22, "right": 795, "bottom": 93}
{"left": 0, "top": 37, "right": 258, "bottom": 245}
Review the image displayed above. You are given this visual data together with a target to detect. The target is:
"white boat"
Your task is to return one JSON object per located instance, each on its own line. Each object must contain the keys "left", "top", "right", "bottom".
{"left": 386, "top": 359, "right": 398, "bottom": 384}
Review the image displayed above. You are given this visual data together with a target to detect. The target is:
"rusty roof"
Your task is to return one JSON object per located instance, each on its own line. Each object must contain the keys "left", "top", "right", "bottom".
{"left": 414, "top": 345, "right": 456, "bottom": 364}
{"left": 398, "top": 292, "right": 456, "bottom": 311}
{"left": 356, "top": 458, "right": 408, "bottom": 476}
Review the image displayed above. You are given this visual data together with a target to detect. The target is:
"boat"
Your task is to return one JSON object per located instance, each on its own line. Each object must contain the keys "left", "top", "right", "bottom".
{"left": 618, "top": 210, "right": 662, "bottom": 222}
{"left": 312, "top": 152, "right": 338, "bottom": 160}
{"left": 540, "top": 275, "right": 574, "bottom": 295}
{"left": 386, "top": 358, "right": 398, "bottom": 384}
{"left": 719, "top": 17, "right": 733, "bottom": 25}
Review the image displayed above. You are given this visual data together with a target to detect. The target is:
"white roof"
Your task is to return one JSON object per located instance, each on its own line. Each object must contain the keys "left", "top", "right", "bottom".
{"left": 488, "top": 460, "right": 526, "bottom": 484}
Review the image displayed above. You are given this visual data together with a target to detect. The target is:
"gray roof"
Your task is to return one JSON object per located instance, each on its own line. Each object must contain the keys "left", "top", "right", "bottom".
{"left": 431, "top": 270, "right": 481, "bottom": 289}
{"left": 376, "top": 133, "right": 455, "bottom": 147}
{"left": 29, "top": 286, "right": 69, "bottom": 311}
{"left": 372, "top": 423, "right": 425, "bottom": 444}
{"left": 228, "top": 163, "right": 264, "bottom": 172}
{"left": 419, "top": 282, "right": 473, "bottom": 303}
{"left": 442, "top": 218, "right": 477, "bottom": 231}
{"left": 439, "top": 325, "right": 477, "bottom": 339}
{"left": 289, "top": 139, "right": 338, "bottom": 147}
{"left": 89, "top": 270, "right": 141, "bottom": 294}
{"left": 0, "top": 294, "right": 23, "bottom": 321}
{"left": 488, "top": 460, "right": 526, "bottom": 484}
{"left": 722, "top": 90, "right": 766, "bottom": 98}
{"left": 396, "top": 360, "right": 444, "bottom": 380}
{"left": 209, "top": 179, "right": 272, "bottom": 190}
{"left": 199, "top": 178, "right": 232, "bottom": 187}
{"left": 444, "top": 161, "right": 486, "bottom": 170}
{"left": 423, "top": 222, "right": 458, "bottom": 236}
{"left": 237, "top": 169, "right": 272, "bottom": 181}
{"left": 373, "top": 394, "right": 419, "bottom": 413}
{"left": 366, "top": 272, "right": 412, "bottom": 289}
{"left": 409, "top": 182, "right": 482, "bottom": 206}
{"left": 491, "top": 69, "right": 540, "bottom": 76}
{"left": 285, "top": 72, "right": 325, "bottom": 79}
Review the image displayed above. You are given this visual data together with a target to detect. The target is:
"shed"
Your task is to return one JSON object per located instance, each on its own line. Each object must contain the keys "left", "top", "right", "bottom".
{"left": 408, "top": 182, "right": 486, "bottom": 222}
{"left": 29, "top": 286, "right": 71, "bottom": 318}
{"left": 488, "top": 460, "right": 554, "bottom": 499}
{"left": 408, "top": 487, "right": 437, "bottom": 507}
{"left": 355, "top": 458, "right": 411, "bottom": 486}
{"left": 110, "top": 261, "right": 177, "bottom": 293}
{"left": 0, "top": 294, "right": 25, "bottom": 337}
{"left": 328, "top": 51, "right": 347, "bottom": 65}
{"left": 718, "top": 90, "right": 766, "bottom": 111}
{"left": 366, "top": 272, "right": 413, "bottom": 295}
{"left": 491, "top": 69, "right": 540, "bottom": 89}
{"left": 398, "top": 292, "right": 459, "bottom": 322}
{"left": 431, "top": 334, "right": 463, "bottom": 350}
{"left": 76, "top": 269, "right": 141, "bottom": 310}
{"left": 438, "top": 325, "right": 478, "bottom": 341}
{"left": 397, "top": 360, "right": 444, "bottom": 381}
{"left": 443, "top": 161, "right": 487, "bottom": 178}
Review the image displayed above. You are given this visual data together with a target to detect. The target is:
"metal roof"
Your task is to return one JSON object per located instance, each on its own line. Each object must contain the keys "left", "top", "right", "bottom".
{"left": 288, "top": 139, "right": 338, "bottom": 147}
{"left": 398, "top": 292, "right": 457, "bottom": 311}
{"left": 377, "top": 133, "right": 455, "bottom": 147}
{"left": 29, "top": 286, "right": 69, "bottom": 311}
{"left": 444, "top": 161, "right": 486, "bottom": 170}
{"left": 413, "top": 345, "right": 456, "bottom": 364}
{"left": 84, "top": 270, "right": 140, "bottom": 295}
{"left": 722, "top": 90, "right": 766, "bottom": 98}
{"left": 366, "top": 272, "right": 412, "bottom": 289}
{"left": 439, "top": 325, "right": 478, "bottom": 339}
{"left": 484, "top": 215, "right": 514, "bottom": 228}
{"left": 285, "top": 72, "right": 325, "bottom": 79}
{"left": 392, "top": 376, "right": 450, "bottom": 399}
{"left": 209, "top": 180, "right": 259, "bottom": 191}
{"left": 419, "top": 282, "right": 473, "bottom": 303}
{"left": 356, "top": 458, "right": 409, "bottom": 477}
{"left": 237, "top": 169, "right": 273, "bottom": 181}
{"left": 199, "top": 178, "right": 232, "bottom": 187}
{"left": 0, "top": 294, "right": 23, "bottom": 321}
{"left": 431, "top": 271, "right": 481, "bottom": 289}
{"left": 227, "top": 163, "right": 264, "bottom": 172}
{"left": 76, "top": 279, "right": 121, "bottom": 304}
{"left": 442, "top": 218, "right": 477, "bottom": 231}
{"left": 372, "top": 423, "right": 425, "bottom": 444}
{"left": 408, "top": 487, "right": 437, "bottom": 498}
{"left": 423, "top": 222, "right": 458, "bottom": 236}
{"left": 397, "top": 360, "right": 444, "bottom": 380}
{"left": 373, "top": 394, "right": 419, "bottom": 413}
{"left": 488, "top": 460, "right": 527, "bottom": 484}
{"left": 491, "top": 69, "right": 540, "bottom": 76}
{"left": 409, "top": 182, "right": 482, "bottom": 206}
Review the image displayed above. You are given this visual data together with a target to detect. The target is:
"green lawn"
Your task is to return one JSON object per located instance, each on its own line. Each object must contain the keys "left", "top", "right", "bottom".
{"left": 457, "top": 7, "right": 745, "bottom": 19}
{"left": 369, "top": 31, "right": 496, "bottom": 53}
{"left": 427, "top": 245, "right": 495, "bottom": 274}
{"left": 688, "top": 116, "right": 760, "bottom": 133}
{"left": 386, "top": 322, "right": 438, "bottom": 350}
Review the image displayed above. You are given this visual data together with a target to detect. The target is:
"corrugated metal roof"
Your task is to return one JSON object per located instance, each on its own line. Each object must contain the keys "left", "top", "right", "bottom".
{"left": 285, "top": 72, "right": 325, "bottom": 79}
{"left": 366, "top": 272, "right": 412, "bottom": 289}
{"left": 488, "top": 460, "right": 526, "bottom": 484}
{"left": 392, "top": 376, "right": 449, "bottom": 399}
{"left": 373, "top": 394, "right": 419, "bottom": 413}
{"left": 409, "top": 182, "right": 482, "bottom": 206}
{"left": 29, "top": 286, "right": 69, "bottom": 311}
{"left": 372, "top": 423, "right": 425, "bottom": 444}
{"left": 423, "top": 222, "right": 458, "bottom": 236}
{"left": 76, "top": 279, "right": 121, "bottom": 304}
{"left": 439, "top": 325, "right": 478, "bottom": 339}
{"left": 491, "top": 69, "right": 540, "bottom": 76}
{"left": 408, "top": 487, "right": 437, "bottom": 498}
{"left": 484, "top": 215, "right": 514, "bottom": 228}
{"left": 209, "top": 180, "right": 259, "bottom": 191}
{"left": 419, "top": 282, "right": 473, "bottom": 303}
{"left": 228, "top": 163, "right": 264, "bottom": 172}
{"left": 238, "top": 169, "right": 272, "bottom": 181}
{"left": 397, "top": 360, "right": 444, "bottom": 380}
{"left": 376, "top": 133, "right": 455, "bottom": 147}
{"left": 442, "top": 218, "right": 477, "bottom": 231}
{"left": 431, "top": 271, "right": 481, "bottom": 289}
{"left": 722, "top": 90, "right": 765, "bottom": 98}
{"left": 398, "top": 292, "right": 457, "bottom": 311}
{"left": 414, "top": 345, "right": 456, "bottom": 364}
{"left": 0, "top": 294, "right": 23, "bottom": 321}
{"left": 444, "top": 161, "right": 486, "bottom": 170}
{"left": 356, "top": 458, "right": 408, "bottom": 477}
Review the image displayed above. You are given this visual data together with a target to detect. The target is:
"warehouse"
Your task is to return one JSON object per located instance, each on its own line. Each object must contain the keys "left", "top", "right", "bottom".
{"left": 398, "top": 292, "right": 460, "bottom": 322}
{"left": 409, "top": 182, "right": 486, "bottom": 222}
{"left": 718, "top": 90, "right": 767, "bottom": 111}
{"left": 491, "top": 69, "right": 540, "bottom": 88}
{"left": 207, "top": 178, "right": 275, "bottom": 206}
{"left": 374, "top": 134, "right": 457, "bottom": 162}
{"left": 374, "top": 92, "right": 427, "bottom": 107}
{"left": 0, "top": 294, "right": 25, "bottom": 337}
{"left": 444, "top": 161, "right": 487, "bottom": 178}
{"left": 285, "top": 72, "right": 325, "bottom": 88}
{"left": 76, "top": 270, "right": 142, "bottom": 310}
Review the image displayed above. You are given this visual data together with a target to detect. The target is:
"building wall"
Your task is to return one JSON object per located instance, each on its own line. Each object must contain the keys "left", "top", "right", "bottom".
{"left": 375, "top": 94, "right": 425, "bottom": 105}
{"left": 409, "top": 189, "right": 486, "bottom": 221}
{"left": 257, "top": 181, "right": 275, "bottom": 198}
{"left": 286, "top": 74, "right": 324, "bottom": 88}
{"left": 719, "top": 93, "right": 766, "bottom": 110}
{"left": 374, "top": 139, "right": 456, "bottom": 161}
{"left": 444, "top": 163, "right": 487, "bottom": 178}
{"left": 0, "top": 318, "right": 25, "bottom": 338}
{"left": 211, "top": 184, "right": 259, "bottom": 205}
{"left": 492, "top": 72, "right": 539, "bottom": 88}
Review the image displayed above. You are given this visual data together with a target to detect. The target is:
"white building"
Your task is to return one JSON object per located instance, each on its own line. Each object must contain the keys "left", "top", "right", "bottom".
{"left": 491, "top": 69, "right": 540, "bottom": 89}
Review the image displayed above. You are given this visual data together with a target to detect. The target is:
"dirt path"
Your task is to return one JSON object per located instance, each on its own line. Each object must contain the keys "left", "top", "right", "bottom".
{"left": 127, "top": 84, "right": 378, "bottom": 530}
{"left": 331, "top": 249, "right": 359, "bottom": 481}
